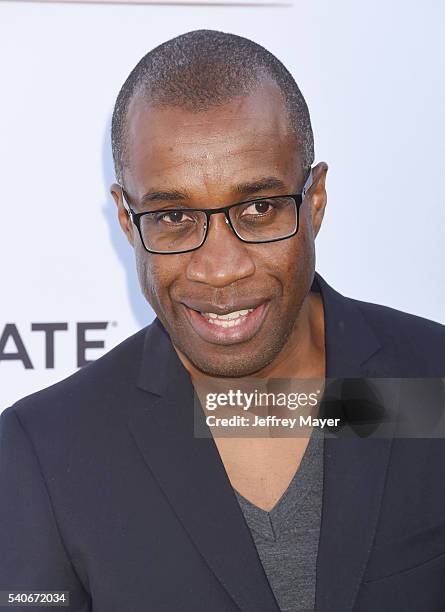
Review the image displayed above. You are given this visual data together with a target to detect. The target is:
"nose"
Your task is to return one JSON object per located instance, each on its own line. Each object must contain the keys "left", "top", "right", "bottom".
{"left": 185, "top": 211, "right": 255, "bottom": 287}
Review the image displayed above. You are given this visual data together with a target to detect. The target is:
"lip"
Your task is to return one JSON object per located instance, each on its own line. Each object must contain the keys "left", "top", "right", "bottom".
{"left": 182, "top": 301, "right": 270, "bottom": 345}
{"left": 181, "top": 296, "right": 267, "bottom": 316}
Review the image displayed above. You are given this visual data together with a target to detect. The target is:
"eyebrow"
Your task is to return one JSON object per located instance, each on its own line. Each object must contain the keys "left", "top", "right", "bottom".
{"left": 138, "top": 176, "right": 287, "bottom": 208}
{"left": 234, "top": 177, "right": 287, "bottom": 198}
{"left": 140, "top": 190, "right": 187, "bottom": 205}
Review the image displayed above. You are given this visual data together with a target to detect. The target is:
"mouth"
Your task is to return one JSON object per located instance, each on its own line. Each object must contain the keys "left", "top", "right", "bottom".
{"left": 182, "top": 301, "right": 270, "bottom": 345}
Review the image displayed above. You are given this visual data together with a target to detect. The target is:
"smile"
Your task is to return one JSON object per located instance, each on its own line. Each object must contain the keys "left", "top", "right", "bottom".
{"left": 183, "top": 302, "right": 269, "bottom": 345}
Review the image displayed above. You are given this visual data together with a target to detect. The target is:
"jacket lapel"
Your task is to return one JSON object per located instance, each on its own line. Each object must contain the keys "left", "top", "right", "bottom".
{"left": 128, "top": 273, "right": 397, "bottom": 612}
{"left": 128, "top": 319, "right": 280, "bottom": 612}
{"left": 314, "top": 274, "right": 396, "bottom": 612}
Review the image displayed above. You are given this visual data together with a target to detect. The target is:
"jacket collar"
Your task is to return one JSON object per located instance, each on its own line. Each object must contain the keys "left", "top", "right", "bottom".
{"left": 131, "top": 271, "right": 393, "bottom": 612}
{"left": 313, "top": 272, "right": 382, "bottom": 378}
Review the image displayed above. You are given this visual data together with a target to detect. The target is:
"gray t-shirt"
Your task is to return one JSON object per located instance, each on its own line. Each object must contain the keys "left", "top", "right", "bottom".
{"left": 234, "top": 427, "right": 324, "bottom": 612}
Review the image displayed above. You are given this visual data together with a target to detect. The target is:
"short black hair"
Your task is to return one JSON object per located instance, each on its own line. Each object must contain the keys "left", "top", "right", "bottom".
{"left": 111, "top": 29, "right": 314, "bottom": 184}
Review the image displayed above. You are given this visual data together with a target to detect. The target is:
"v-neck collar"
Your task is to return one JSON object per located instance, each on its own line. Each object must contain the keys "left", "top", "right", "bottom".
{"left": 233, "top": 426, "right": 324, "bottom": 542}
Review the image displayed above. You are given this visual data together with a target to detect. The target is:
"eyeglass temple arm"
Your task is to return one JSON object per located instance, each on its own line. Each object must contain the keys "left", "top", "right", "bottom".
{"left": 117, "top": 184, "right": 132, "bottom": 216}
{"left": 302, "top": 169, "right": 313, "bottom": 197}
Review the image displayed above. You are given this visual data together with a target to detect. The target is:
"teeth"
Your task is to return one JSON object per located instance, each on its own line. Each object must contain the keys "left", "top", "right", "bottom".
{"left": 204, "top": 308, "right": 252, "bottom": 319}
{"left": 201, "top": 308, "right": 254, "bottom": 327}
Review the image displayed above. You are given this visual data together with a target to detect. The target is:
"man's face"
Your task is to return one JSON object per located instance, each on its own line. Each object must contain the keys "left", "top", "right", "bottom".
{"left": 112, "top": 81, "right": 327, "bottom": 377}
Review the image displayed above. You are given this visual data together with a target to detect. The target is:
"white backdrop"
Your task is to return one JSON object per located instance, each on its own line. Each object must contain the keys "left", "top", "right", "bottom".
{"left": 1, "top": 0, "right": 444, "bottom": 410}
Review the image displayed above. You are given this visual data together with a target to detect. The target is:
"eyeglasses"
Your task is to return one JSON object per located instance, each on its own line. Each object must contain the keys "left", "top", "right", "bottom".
{"left": 119, "top": 170, "right": 313, "bottom": 255}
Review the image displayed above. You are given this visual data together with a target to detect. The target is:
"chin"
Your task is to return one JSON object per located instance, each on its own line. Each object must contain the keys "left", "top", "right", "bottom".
{"left": 183, "top": 342, "right": 283, "bottom": 378}
{"left": 168, "top": 302, "right": 301, "bottom": 378}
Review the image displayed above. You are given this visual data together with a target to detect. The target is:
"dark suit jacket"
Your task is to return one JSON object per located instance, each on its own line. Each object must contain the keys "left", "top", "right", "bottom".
{"left": 1, "top": 272, "right": 445, "bottom": 612}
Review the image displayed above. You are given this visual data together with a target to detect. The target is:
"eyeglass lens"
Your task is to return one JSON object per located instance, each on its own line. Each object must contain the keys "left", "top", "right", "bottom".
{"left": 139, "top": 197, "right": 298, "bottom": 253}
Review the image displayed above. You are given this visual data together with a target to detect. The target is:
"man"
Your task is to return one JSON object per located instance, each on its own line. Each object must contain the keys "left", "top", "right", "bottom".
{"left": 1, "top": 29, "right": 445, "bottom": 612}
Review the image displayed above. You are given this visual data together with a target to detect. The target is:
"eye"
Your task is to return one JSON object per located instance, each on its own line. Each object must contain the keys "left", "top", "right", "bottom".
{"left": 242, "top": 200, "right": 274, "bottom": 216}
{"left": 158, "top": 210, "right": 192, "bottom": 224}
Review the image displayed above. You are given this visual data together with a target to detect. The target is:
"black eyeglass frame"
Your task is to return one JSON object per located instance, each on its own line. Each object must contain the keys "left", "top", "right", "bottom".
{"left": 119, "top": 169, "right": 313, "bottom": 255}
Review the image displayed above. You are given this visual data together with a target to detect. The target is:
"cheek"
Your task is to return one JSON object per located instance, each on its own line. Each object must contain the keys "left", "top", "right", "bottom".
{"left": 289, "top": 209, "right": 316, "bottom": 279}
{"left": 264, "top": 230, "right": 315, "bottom": 299}
{"left": 135, "top": 248, "right": 160, "bottom": 305}
{"left": 134, "top": 247, "right": 180, "bottom": 313}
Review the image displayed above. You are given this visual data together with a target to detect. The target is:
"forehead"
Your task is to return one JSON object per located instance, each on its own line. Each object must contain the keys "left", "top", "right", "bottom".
{"left": 123, "top": 82, "right": 301, "bottom": 195}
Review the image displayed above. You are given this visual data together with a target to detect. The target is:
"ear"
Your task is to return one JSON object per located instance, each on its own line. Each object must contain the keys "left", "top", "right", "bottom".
{"left": 307, "top": 162, "right": 328, "bottom": 238}
{"left": 110, "top": 183, "right": 135, "bottom": 247}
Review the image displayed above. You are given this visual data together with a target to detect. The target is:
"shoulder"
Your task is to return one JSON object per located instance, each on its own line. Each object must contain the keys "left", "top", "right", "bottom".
{"left": 351, "top": 297, "right": 445, "bottom": 372}
{"left": 316, "top": 273, "right": 445, "bottom": 369}
{"left": 352, "top": 297, "right": 445, "bottom": 343}
{"left": 4, "top": 323, "right": 152, "bottom": 428}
